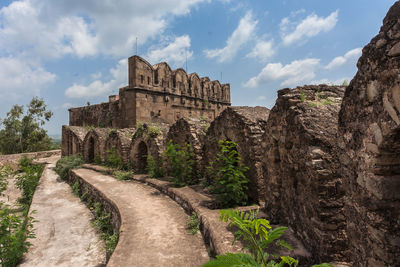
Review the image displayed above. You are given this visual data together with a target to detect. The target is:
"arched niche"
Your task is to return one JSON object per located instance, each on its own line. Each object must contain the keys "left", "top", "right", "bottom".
{"left": 173, "top": 68, "right": 188, "bottom": 95}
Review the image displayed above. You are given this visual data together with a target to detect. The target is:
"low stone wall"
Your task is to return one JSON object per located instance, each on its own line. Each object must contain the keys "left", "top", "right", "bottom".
{"left": 262, "top": 85, "right": 348, "bottom": 262}
{"left": 0, "top": 150, "right": 61, "bottom": 168}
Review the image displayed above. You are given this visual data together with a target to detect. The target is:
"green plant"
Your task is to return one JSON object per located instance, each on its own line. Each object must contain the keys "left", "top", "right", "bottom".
{"left": 72, "top": 181, "right": 81, "bottom": 196}
{"left": 113, "top": 170, "right": 133, "bottom": 181}
{"left": 206, "top": 140, "right": 249, "bottom": 208}
{"left": 163, "top": 140, "right": 198, "bottom": 187}
{"left": 105, "top": 148, "right": 123, "bottom": 169}
{"left": 93, "top": 154, "right": 102, "bottom": 164}
{"left": 203, "top": 209, "right": 296, "bottom": 267}
{"left": 146, "top": 155, "right": 165, "bottom": 178}
{"left": 55, "top": 155, "right": 84, "bottom": 180}
{"left": 16, "top": 157, "right": 44, "bottom": 206}
{"left": 134, "top": 122, "right": 162, "bottom": 139}
{"left": 299, "top": 91, "right": 306, "bottom": 102}
{"left": 187, "top": 212, "right": 200, "bottom": 235}
{"left": 0, "top": 165, "right": 13, "bottom": 195}
{"left": 203, "top": 209, "right": 334, "bottom": 267}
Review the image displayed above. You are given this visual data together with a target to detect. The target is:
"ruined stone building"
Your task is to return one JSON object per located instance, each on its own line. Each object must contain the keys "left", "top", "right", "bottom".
{"left": 62, "top": 2, "right": 400, "bottom": 266}
{"left": 68, "top": 55, "right": 231, "bottom": 128}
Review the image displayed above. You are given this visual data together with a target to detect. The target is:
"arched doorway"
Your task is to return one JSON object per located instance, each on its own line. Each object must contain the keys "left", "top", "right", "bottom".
{"left": 137, "top": 141, "right": 148, "bottom": 173}
{"left": 88, "top": 137, "right": 95, "bottom": 162}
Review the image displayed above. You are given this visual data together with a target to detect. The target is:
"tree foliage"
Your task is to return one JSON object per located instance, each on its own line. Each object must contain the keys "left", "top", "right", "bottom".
{"left": 0, "top": 97, "right": 53, "bottom": 154}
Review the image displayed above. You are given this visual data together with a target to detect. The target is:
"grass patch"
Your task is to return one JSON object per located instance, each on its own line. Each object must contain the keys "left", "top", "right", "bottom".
{"left": 187, "top": 212, "right": 200, "bottom": 235}
{"left": 54, "top": 155, "right": 84, "bottom": 180}
{"left": 112, "top": 170, "right": 133, "bottom": 181}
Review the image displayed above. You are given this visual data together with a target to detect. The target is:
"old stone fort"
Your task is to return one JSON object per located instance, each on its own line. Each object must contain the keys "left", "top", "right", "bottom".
{"left": 62, "top": 3, "right": 400, "bottom": 266}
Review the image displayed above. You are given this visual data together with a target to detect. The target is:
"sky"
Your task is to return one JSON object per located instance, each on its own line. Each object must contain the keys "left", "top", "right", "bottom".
{"left": 0, "top": 0, "right": 396, "bottom": 135}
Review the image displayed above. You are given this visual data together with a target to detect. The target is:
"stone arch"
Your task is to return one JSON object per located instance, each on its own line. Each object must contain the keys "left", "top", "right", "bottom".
{"left": 222, "top": 84, "right": 230, "bottom": 102}
{"left": 167, "top": 117, "right": 210, "bottom": 174}
{"left": 82, "top": 128, "right": 108, "bottom": 162}
{"left": 104, "top": 128, "right": 136, "bottom": 163}
{"left": 173, "top": 68, "right": 188, "bottom": 95}
{"left": 129, "top": 123, "right": 170, "bottom": 173}
{"left": 61, "top": 126, "right": 88, "bottom": 156}
{"left": 188, "top": 73, "right": 201, "bottom": 97}
{"left": 153, "top": 62, "right": 172, "bottom": 91}
{"left": 263, "top": 85, "right": 346, "bottom": 262}
{"left": 201, "top": 77, "right": 211, "bottom": 100}
{"left": 203, "top": 106, "right": 269, "bottom": 204}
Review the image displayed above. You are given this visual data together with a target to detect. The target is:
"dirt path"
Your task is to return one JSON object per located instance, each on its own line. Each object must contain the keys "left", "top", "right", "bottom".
{"left": 73, "top": 168, "right": 210, "bottom": 267}
{"left": 19, "top": 156, "right": 106, "bottom": 267}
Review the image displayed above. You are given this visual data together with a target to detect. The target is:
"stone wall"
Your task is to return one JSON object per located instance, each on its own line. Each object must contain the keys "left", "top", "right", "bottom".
{"left": 166, "top": 117, "right": 210, "bottom": 174}
{"left": 61, "top": 126, "right": 89, "bottom": 156}
{"left": 262, "top": 85, "right": 347, "bottom": 262}
{"left": 69, "top": 101, "right": 120, "bottom": 128}
{"left": 203, "top": 106, "right": 269, "bottom": 204}
{"left": 104, "top": 128, "right": 136, "bottom": 163}
{"left": 129, "top": 123, "right": 170, "bottom": 172}
{"left": 338, "top": 2, "right": 400, "bottom": 266}
{"left": 82, "top": 128, "right": 109, "bottom": 162}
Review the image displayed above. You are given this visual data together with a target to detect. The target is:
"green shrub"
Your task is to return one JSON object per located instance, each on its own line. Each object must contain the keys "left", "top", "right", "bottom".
{"left": 146, "top": 155, "right": 165, "bottom": 178}
{"left": 113, "top": 170, "right": 133, "bottom": 181}
{"left": 16, "top": 158, "right": 44, "bottom": 206}
{"left": 105, "top": 148, "right": 123, "bottom": 169}
{"left": 206, "top": 140, "right": 249, "bottom": 208}
{"left": 55, "top": 155, "right": 84, "bottom": 180}
{"left": 187, "top": 212, "right": 200, "bottom": 235}
{"left": 203, "top": 209, "right": 334, "bottom": 267}
{"left": 163, "top": 140, "right": 198, "bottom": 187}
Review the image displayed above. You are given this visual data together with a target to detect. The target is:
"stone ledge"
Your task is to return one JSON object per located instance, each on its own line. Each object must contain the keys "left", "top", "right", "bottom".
{"left": 80, "top": 163, "right": 312, "bottom": 264}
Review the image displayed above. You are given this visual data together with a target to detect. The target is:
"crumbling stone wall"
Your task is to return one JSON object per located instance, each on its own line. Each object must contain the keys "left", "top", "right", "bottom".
{"left": 129, "top": 123, "right": 170, "bottom": 172}
{"left": 82, "top": 128, "right": 109, "bottom": 162}
{"left": 166, "top": 117, "right": 210, "bottom": 174}
{"left": 104, "top": 128, "right": 136, "bottom": 163}
{"left": 69, "top": 101, "right": 120, "bottom": 128}
{"left": 61, "top": 126, "right": 88, "bottom": 156}
{"left": 338, "top": 2, "right": 400, "bottom": 266}
{"left": 203, "top": 106, "right": 269, "bottom": 204}
{"left": 262, "top": 85, "right": 347, "bottom": 262}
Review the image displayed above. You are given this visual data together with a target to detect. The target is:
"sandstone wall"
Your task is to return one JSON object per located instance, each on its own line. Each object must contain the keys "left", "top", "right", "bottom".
{"left": 166, "top": 117, "right": 210, "bottom": 174}
{"left": 82, "top": 128, "right": 109, "bottom": 162}
{"left": 69, "top": 101, "right": 121, "bottom": 128}
{"left": 203, "top": 106, "right": 269, "bottom": 204}
{"left": 104, "top": 128, "right": 136, "bottom": 163}
{"left": 262, "top": 85, "right": 347, "bottom": 262}
{"left": 61, "top": 126, "right": 89, "bottom": 156}
{"left": 338, "top": 2, "right": 400, "bottom": 266}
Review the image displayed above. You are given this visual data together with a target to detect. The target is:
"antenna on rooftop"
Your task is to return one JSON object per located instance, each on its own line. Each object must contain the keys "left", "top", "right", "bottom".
{"left": 136, "top": 37, "right": 138, "bottom": 55}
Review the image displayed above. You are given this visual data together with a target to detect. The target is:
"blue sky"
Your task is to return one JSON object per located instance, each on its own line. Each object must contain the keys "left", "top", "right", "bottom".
{"left": 0, "top": 0, "right": 395, "bottom": 135}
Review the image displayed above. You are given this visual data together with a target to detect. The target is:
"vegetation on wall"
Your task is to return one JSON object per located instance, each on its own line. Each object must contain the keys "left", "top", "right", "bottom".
{"left": 0, "top": 97, "right": 53, "bottom": 154}
{"left": 203, "top": 209, "right": 333, "bottom": 267}
{"left": 0, "top": 156, "right": 44, "bottom": 266}
{"left": 55, "top": 155, "right": 84, "bottom": 180}
{"left": 134, "top": 122, "right": 162, "bottom": 139}
{"left": 206, "top": 140, "right": 249, "bottom": 208}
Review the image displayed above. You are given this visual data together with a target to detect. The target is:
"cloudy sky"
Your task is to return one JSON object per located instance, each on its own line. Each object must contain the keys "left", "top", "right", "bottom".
{"left": 0, "top": 0, "right": 395, "bottom": 134}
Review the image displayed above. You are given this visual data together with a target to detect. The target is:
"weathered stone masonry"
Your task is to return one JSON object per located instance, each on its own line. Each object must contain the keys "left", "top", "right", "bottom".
{"left": 69, "top": 56, "right": 231, "bottom": 128}
{"left": 61, "top": 4, "right": 400, "bottom": 265}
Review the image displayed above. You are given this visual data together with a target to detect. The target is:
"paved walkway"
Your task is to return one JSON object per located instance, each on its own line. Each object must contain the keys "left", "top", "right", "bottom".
{"left": 73, "top": 168, "right": 210, "bottom": 267}
{"left": 19, "top": 156, "right": 106, "bottom": 267}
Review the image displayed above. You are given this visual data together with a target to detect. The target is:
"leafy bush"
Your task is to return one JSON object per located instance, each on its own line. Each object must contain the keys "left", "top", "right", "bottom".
{"left": 203, "top": 209, "right": 334, "bottom": 267}
{"left": 163, "top": 140, "right": 198, "bottom": 187}
{"left": 16, "top": 156, "right": 44, "bottom": 206}
{"left": 55, "top": 155, "right": 84, "bottom": 180}
{"left": 0, "top": 157, "right": 42, "bottom": 266}
{"left": 113, "top": 170, "right": 133, "bottom": 181}
{"left": 105, "top": 148, "right": 124, "bottom": 169}
{"left": 206, "top": 140, "right": 249, "bottom": 208}
{"left": 187, "top": 212, "right": 200, "bottom": 235}
{"left": 146, "top": 155, "right": 165, "bottom": 178}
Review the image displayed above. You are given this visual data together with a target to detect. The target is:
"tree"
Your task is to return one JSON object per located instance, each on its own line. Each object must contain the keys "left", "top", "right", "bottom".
{"left": 0, "top": 97, "right": 53, "bottom": 154}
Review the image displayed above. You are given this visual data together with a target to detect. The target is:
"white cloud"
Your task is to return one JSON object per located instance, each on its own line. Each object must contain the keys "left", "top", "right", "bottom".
{"left": 244, "top": 58, "right": 320, "bottom": 88}
{"left": 246, "top": 40, "right": 275, "bottom": 62}
{"left": 65, "top": 59, "right": 127, "bottom": 98}
{"left": 310, "top": 77, "right": 352, "bottom": 86}
{"left": 0, "top": 0, "right": 208, "bottom": 59}
{"left": 147, "top": 35, "right": 193, "bottom": 67}
{"left": 281, "top": 10, "right": 339, "bottom": 45}
{"left": 204, "top": 11, "right": 258, "bottom": 63}
{"left": 325, "top": 48, "right": 362, "bottom": 70}
{"left": 257, "top": 95, "right": 266, "bottom": 101}
{"left": 0, "top": 57, "right": 56, "bottom": 97}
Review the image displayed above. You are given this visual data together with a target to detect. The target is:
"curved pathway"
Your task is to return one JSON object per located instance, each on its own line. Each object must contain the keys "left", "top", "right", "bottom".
{"left": 73, "top": 168, "right": 210, "bottom": 267}
{"left": 19, "top": 156, "right": 106, "bottom": 267}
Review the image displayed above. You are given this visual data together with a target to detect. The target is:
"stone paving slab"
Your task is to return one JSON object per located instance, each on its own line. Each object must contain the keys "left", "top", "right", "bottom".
{"left": 19, "top": 156, "right": 106, "bottom": 267}
{"left": 73, "top": 168, "right": 210, "bottom": 267}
